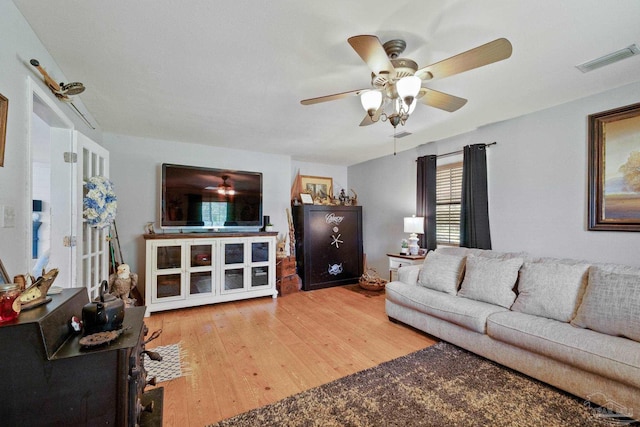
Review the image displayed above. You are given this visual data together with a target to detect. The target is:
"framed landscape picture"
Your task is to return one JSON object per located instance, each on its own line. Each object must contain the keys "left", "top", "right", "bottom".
{"left": 300, "top": 175, "right": 333, "bottom": 201}
{"left": 588, "top": 102, "right": 640, "bottom": 231}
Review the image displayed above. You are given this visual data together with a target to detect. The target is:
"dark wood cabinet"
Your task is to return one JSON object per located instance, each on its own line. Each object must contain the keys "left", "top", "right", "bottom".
{"left": 293, "top": 205, "right": 363, "bottom": 291}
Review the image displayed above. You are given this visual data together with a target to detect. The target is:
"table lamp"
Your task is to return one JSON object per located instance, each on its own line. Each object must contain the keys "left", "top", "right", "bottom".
{"left": 404, "top": 216, "right": 424, "bottom": 255}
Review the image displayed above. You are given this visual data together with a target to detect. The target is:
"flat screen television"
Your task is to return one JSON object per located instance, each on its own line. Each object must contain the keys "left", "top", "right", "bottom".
{"left": 161, "top": 163, "right": 263, "bottom": 231}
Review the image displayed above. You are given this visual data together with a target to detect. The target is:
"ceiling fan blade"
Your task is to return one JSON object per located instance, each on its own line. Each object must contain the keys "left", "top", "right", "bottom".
{"left": 348, "top": 35, "right": 396, "bottom": 77}
{"left": 417, "top": 88, "right": 467, "bottom": 112}
{"left": 300, "top": 88, "right": 367, "bottom": 105}
{"left": 415, "top": 38, "right": 513, "bottom": 81}
{"left": 359, "top": 107, "right": 383, "bottom": 126}
{"left": 359, "top": 115, "right": 375, "bottom": 126}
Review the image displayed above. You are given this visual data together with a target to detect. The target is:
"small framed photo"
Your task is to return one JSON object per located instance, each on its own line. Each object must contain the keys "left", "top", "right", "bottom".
{"left": 300, "top": 193, "right": 314, "bottom": 204}
{"left": 0, "top": 258, "right": 10, "bottom": 285}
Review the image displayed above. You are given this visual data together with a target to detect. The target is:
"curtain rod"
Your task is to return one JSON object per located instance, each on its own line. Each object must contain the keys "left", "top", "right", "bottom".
{"left": 436, "top": 141, "right": 497, "bottom": 159}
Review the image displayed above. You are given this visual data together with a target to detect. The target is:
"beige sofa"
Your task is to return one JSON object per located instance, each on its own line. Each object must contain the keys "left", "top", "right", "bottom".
{"left": 385, "top": 247, "right": 640, "bottom": 421}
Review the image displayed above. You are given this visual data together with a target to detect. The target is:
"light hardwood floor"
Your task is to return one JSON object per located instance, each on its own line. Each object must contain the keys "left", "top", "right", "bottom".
{"left": 143, "top": 285, "right": 436, "bottom": 426}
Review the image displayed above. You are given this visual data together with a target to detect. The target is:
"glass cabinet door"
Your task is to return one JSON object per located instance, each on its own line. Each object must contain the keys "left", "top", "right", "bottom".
{"left": 156, "top": 274, "right": 182, "bottom": 299}
{"left": 156, "top": 245, "right": 182, "bottom": 270}
{"left": 188, "top": 243, "right": 215, "bottom": 296}
{"left": 250, "top": 240, "right": 271, "bottom": 289}
{"left": 251, "top": 266, "right": 269, "bottom": 288}
{"left": 222, "top": 241, "right": 246, "bottom": 293}
{"left": 152, "top": 242, "right": 184, "bottom": 303}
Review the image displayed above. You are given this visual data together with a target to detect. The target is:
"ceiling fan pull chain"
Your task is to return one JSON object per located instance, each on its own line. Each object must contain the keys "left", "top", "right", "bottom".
{"left": 393, "top": 130, "right": 397, "bottom": 156}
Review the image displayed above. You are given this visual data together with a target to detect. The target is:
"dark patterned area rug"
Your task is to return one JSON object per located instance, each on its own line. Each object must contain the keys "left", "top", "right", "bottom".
{"left": 208, "top": 341, "right": 635, "bottom": 427}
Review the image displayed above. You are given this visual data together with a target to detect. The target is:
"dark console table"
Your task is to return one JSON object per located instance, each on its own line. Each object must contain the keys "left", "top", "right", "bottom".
{"left": 0, "top": 288, "right": 162, "bottom": 426}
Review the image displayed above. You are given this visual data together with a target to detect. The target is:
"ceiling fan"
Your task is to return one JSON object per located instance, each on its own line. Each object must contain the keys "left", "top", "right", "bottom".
{"left": 300, "top": 35, "right": 513, "bottom": 128}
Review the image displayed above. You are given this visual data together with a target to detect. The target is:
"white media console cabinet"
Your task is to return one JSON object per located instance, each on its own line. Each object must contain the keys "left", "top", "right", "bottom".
{"left": 143, "top": 232, "right": 278, "bottom": 315}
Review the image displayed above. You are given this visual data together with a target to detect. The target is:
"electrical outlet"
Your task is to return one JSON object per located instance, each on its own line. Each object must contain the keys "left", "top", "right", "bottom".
{"left": 0, "top": 205, "right": 16, "bottom": 228}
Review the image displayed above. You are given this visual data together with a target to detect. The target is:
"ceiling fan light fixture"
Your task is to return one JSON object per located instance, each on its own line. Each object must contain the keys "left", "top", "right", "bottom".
{"left": 360, "top": 90, "right": 382, "bottom": 117}
{"left": 396, "top": 75, "right": 421, "bottom": 107}
{"left": 217, "top": 176, "right": 235, "bottom": 196}
{"left": 388, "top": 114, "right": 401, "bottom": 128}
{"left": 403, "top": 98, "right": 417, "bottom": 115}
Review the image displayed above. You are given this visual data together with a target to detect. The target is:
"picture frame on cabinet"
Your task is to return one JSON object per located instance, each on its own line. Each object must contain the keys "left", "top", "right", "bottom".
{"left": 300, "top": 175, "right": 333, "bottom": 200}
{"left": 588, "top": 102, "right": 640, "bottom": 231}
{"left": 300, "top": 193, "right": 314, "bottom": 204}
{"left": 0, "top": 93, "right": 8, "bottom": 167}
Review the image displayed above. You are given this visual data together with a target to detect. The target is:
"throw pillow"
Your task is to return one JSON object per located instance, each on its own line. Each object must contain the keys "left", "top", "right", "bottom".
{"left": 571, "top": 267, "right": 640, "bottom": 342}
{"left": 417, "top": 252, "right": 466, "bottom": 294}
{"left": 457, "top": 256, "right": 523, "bottom": 308}
{"left": 511, "top": 262, "right": 589, "bottom": 322}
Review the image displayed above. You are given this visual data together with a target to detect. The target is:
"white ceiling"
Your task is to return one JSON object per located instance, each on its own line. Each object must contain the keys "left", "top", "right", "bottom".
{"left": 13, "top": 0, "right": 640, "bottom": 166}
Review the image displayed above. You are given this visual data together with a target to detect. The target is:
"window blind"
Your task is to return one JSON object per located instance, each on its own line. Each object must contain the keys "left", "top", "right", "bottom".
{"left": 436, "top": 162, "right": 463, "bottom": 245}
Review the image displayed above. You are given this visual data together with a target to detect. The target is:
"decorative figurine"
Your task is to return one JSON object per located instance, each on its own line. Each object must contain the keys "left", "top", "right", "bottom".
{"left": 108, "top": 263, "right": 138, "bottom": 307}
{"left": 276, "top": 234, "right": 287, "bottom": 259}
{"left": 339, "top": 189, "right": 348, "bottom": 205}
{"left": 19, "top": 268, "right": 59, "bottom": 310}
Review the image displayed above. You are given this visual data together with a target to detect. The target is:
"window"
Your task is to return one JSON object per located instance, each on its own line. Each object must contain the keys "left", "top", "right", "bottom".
{"left": 201, "top": 202, "right": 229, "bottom": 227}
{"left": 436, "top": 162, "right": 462, "bottom": 246}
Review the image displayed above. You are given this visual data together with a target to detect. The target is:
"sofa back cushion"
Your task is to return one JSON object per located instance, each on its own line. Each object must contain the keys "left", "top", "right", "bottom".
{"left": 436, "top": 247, "right": 526, "bottom": 260}
{"left": 511, "top": 261, "right": 589, "bottom": 322}
{"left": 571, "top": 267, "right": 640, "bottom": 342}
{"left": 457, "top": 256, "right": 523, "bottom": 308}
{"left": 417, "top": 251, "right": 466, "bottom": 294}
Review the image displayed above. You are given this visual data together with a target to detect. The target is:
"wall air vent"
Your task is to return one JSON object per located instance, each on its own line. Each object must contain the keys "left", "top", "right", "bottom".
{"left": 576, "top": 44, "right": 640, "bottom": 73}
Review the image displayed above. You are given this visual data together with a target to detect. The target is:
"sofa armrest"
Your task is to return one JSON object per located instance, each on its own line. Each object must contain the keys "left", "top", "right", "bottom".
{"left": 397, "top": 265, "right": 422, "bottom": 286}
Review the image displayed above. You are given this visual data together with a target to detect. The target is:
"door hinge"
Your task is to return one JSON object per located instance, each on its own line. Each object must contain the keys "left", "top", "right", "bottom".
{"left": 64, "top": 152, "right": 78, "bottom": 163}
{"left": 63, "top": 236, "right": 77, "bottom": 247}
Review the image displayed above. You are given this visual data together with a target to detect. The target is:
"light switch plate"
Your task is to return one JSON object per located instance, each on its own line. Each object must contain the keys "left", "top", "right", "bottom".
{"left": 0, "top": 205, "right": 16, "bottom": 228}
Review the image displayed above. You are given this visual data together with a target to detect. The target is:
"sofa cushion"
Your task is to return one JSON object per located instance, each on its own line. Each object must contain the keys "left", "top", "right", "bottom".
{"left": 487, "top": 311, "right": 640, "bottom": 389}
{"left": 511, "top": 261, "right": 589, "bottom": 322}
{"left": 457, "top": 256, "right": 523, "bottom": 308}
{"left": 436, "top": 247, "right": 527, "bottom": 260}
{"left": 386, "top": 281, "right": 508, "bottom": 333}
{"left": 417, "top": 251, "right": 466, "bottom": 294}
{"left": 571, "top": 267, "right": 640, "bottom": 342}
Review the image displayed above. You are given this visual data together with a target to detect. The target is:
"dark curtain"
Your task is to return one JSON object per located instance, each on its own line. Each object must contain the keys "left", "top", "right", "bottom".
{"left": 460, "top": 144, "right": 492, "bottom": 249}
{"left": 416, "top": 155, "right": 437, "bottom": 251}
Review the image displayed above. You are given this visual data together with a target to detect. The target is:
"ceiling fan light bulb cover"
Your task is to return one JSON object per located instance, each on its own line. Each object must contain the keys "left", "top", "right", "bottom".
{"left": 396, "top": 76, "right": 421, "bottom": 100}
{"left": 403, "top": 99, "right": 417, "bottom": 115}
{"left": 360, "top": 90, "right": 382, "bottom": 113}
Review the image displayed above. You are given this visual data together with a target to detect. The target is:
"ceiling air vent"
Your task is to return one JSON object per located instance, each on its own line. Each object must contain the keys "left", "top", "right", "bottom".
{"left": 576, "top": 44, "right": 640, "bottom": 73}
{"left": 391, "top": 131, "right": 412, "bottom": 138}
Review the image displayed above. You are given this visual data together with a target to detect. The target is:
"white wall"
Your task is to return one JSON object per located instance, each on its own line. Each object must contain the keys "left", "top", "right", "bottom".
{"left": 350, "top": 81, "right": 640, "bottom": 276}
{"left": 0, "top": 1, "right": 100, "bottom": 279}
{"left": 101, "top": 133, "right": 293, "bottom": 292}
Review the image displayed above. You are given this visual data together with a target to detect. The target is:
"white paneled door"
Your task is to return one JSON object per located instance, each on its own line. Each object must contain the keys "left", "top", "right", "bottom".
{"left": 75, "top": 131, "right": 110, "bottom": 300}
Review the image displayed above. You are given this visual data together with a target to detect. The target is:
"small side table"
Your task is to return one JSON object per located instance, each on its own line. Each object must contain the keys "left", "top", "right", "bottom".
{"left": 386, "top": 253, "right": 426, "bottom": 281}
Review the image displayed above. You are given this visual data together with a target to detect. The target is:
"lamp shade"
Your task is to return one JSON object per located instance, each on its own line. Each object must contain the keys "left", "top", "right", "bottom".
{"left": 396, "top": 76, "right": 421, "bottom": 101}
{"left": 360, "top": 90, "right": 382, "bottom": 114}
{"left": 404, "top": 216, "right": 424, "bottom": 234}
